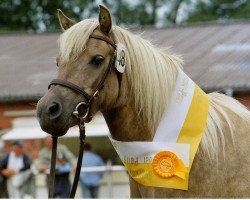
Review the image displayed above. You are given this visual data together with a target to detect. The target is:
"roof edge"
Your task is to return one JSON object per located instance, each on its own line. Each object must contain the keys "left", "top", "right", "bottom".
{"left": 0, "top": 94, "right": 43, "bottom": 103}
{"left": 135, "top": 19, "right": 250, "bottom": 31}
{"left": 203, "top": 86, "right": 250, "bottom": 94}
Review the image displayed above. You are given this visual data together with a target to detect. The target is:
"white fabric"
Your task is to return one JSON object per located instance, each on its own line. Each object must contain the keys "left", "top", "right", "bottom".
{"left": 7, "top": 152, "right": 24, "bottom": 170}
{"left": 154, "top": 70, "right": 195, "bottom": 142}
{"left": 7, "top": 177, "right": 23, "bottom": 198}
{"left": 109, "top": 137, "right": 190, "bottom": 166}
{"left": 11, "top": 170, "right": 32, "bottom": 188}
{"left": 7, "top": 152, "right": 25, "bottom": 198}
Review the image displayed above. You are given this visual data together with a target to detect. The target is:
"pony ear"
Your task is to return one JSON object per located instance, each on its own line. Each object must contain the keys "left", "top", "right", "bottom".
{"left": 57, "top": 9, "right": 76, "bottom": 31}
{"left": 99, "top": 5, "right": 112, "bottom": 35}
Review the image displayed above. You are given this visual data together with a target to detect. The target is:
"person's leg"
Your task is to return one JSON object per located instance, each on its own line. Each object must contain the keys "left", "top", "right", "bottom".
{"left": 7, "top": 177, "right": 21, "bottom": 198}
{"left": 80, "top": 182, "right": 92, "bottom": 198}
{"left": 60, "top": 179, "right": 71, "bottom": 198}
{"left": 19, "top": 186, "right": 25, "bottom": 198}
{"left": 0, "top": 180, "right": 9, "bottom": 198}
{"left": 90, "top": 186, "right": 99, "bottom": 198}
{"left": 0, "top": 187, "right": 8, "bottom": 198}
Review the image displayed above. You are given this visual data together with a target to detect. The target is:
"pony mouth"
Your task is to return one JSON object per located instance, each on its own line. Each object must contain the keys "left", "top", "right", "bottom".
{"left": 40, "top": 123, "right": 69, "bottom": 137}
{"left": 38, "top": 114, "right": 72, "bottom": 137}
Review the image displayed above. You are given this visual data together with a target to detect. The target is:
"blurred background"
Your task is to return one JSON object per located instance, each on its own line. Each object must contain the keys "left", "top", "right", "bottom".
{"left": 1, "top": 0, "right": 250, "bottom": 32}
{"left": 0, "top": 0, "right": 250, "bottom": 198}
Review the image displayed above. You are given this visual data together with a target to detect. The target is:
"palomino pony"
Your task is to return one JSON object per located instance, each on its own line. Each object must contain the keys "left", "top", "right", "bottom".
{"left": 37, "top": 5, "right": 250, "bottom": 198}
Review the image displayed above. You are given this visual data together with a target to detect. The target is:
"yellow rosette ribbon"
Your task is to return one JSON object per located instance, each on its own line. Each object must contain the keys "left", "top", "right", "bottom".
{"left": 152, "top": 151, "right": 188, "bottom": 180}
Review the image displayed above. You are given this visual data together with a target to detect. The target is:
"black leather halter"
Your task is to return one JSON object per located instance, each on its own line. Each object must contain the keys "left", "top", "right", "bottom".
{"left": 47, "top": 34, "right": 116, "bottom": 198}
{"left": 48, "top": 34, "right": 116, "bottom": 113}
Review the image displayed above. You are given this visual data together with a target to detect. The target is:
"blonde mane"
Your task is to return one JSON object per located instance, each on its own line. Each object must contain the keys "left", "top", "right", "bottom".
{"left": 58, "top": 19, "right": 99, "bottom": 62}
{"left": 59, "top": 19, "right": 182, "bottom": 134}
{"left": 112, "top": 26, "right": 183, "bottom": 133}
{"left": 58, "top": 19, "right": 250, "bottom": 160}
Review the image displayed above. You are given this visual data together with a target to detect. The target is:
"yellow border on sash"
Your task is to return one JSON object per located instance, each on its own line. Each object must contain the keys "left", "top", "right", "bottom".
{"left": 177, "top": 85, "right": 209, "bottom": 167}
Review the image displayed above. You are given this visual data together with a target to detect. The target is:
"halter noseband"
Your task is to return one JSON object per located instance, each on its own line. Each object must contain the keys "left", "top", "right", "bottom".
{"left": 47, "top": 33, "right": 116, "bottom": 198}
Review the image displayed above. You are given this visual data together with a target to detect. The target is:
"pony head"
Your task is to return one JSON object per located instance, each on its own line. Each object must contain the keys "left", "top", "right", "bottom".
{"left": 37, "top": 5, "right": 182, "bottom": 136}
{"left": 37, "top": 5, "right": 122, "bottom": 136}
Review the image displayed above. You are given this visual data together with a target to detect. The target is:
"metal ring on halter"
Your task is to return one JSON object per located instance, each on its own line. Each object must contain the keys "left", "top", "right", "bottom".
{"left": 72, "top": 102, "right": 90, "bottom": 119}
{"left": 93, "top": 91, "right": 99, "bottom": 98}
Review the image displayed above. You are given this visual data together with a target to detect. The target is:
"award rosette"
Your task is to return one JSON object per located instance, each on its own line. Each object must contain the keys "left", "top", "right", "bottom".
{"left": 152, "top": 151, "right": 188, "bottom": 180}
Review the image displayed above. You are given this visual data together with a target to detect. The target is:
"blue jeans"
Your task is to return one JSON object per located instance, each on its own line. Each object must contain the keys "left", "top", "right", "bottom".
{"left": 81, "top": 183, "right": 99, "bottom": 198}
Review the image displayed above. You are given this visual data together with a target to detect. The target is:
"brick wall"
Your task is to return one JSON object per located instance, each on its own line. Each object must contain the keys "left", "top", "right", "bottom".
{"left": 0, "top": 101, "right": 40, "bottom": 159}
{"left": 0, "top": 102, "right": 37, "bottom": 129}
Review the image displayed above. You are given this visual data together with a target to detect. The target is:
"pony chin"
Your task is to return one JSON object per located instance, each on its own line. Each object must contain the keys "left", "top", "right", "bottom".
{"left": 41, "top": 113, "right": 75, "bottom": 136}
{"left": 38, "top": 118, "right": 71, "bottom": 137}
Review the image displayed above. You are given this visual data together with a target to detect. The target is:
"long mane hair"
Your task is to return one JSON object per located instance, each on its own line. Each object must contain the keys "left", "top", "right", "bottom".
{"left": 58, "top": 19, "right": 250, "bottom": 160}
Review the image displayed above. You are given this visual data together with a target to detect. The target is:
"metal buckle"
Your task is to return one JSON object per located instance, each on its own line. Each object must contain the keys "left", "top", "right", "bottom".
{"left": 72, "top": 102, "right": 90, "bottom": 120}
{"left": 93, "top": 91, "right": 99, "bottom": 98}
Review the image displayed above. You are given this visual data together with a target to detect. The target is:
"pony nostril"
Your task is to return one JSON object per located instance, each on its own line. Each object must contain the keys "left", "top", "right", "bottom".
{"left": 47, "top": 102, "right": 61, "bottom": 119}
{"left": 49, "top": 103, "right": 59, "bottom": 114}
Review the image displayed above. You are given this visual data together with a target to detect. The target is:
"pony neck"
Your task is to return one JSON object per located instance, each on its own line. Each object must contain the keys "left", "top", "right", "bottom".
{"left": 102, "top": 104, "right": 153, "bottom": 142}
{"left": 103, "top": 27, "right": 184, "bottom": 142}
{"left": 102, "top": 69, "right": 185, "bottom": 142}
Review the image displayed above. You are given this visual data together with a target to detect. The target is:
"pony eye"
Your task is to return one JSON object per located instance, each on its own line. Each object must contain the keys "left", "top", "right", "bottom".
{"left": 90, "top": 55, "right": 104, "bottom": 66}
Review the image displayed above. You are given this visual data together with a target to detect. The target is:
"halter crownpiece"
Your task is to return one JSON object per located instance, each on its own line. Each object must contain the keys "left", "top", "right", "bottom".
{"left": 89, "top": 34, "right": 116, "bottom": 49}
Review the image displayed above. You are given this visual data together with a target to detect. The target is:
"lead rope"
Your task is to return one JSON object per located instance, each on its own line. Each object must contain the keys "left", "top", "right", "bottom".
{"left": 48, "top": 136, "right": 58, "bottom": 198}
{"left": 70, "top": 117, "right": 85, "bottom": 198}
{"left": 48, "top": 113, "right": 86, "bottom": 198}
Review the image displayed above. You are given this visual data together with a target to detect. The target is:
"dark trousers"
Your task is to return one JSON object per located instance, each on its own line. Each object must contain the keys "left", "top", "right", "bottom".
{"left": 81, "top": 183, "right": 99, "bottom": 198}
{"left": 54, "top": 173, "right": 71, "bottom": 198}
{"left": 0, "top": 179, "right": 8, "bottom": 198}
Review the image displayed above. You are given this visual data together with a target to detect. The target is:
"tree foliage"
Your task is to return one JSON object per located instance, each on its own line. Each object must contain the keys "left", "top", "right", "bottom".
{"left": 0, "top": 0, "right": 88, "bottom": 32}
{"left": 187, "top": 0, "right": 250, "bottom": 23}
{"left": 0, "top": 0, "right": 191, "bottom": 32}
{"left": 0, "top": 0, "right": 250, "bottom": 32}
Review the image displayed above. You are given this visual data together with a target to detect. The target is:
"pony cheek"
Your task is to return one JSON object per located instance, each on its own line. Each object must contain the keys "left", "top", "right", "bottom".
{"left": 98, "top": 86, "right": 119, "bottom": 111}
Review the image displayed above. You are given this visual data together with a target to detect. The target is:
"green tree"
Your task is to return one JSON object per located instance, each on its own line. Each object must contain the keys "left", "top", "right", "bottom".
{"left": 2, "top": 0, "right": 250, "bottom": 32}
{"left": 186, "top": 0, "right": 249, "bottom": 23}
{"left": 165, "top": 0, "right": 187, "bottom": 24}
{"left": 0, "top": 0, "right": 90, "bottom": 32}
{"left": 108, "top": 0, "right": 190, "bottom": 27}
{"left": 0, "top": 0, "right": 37, "bottom": 31}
